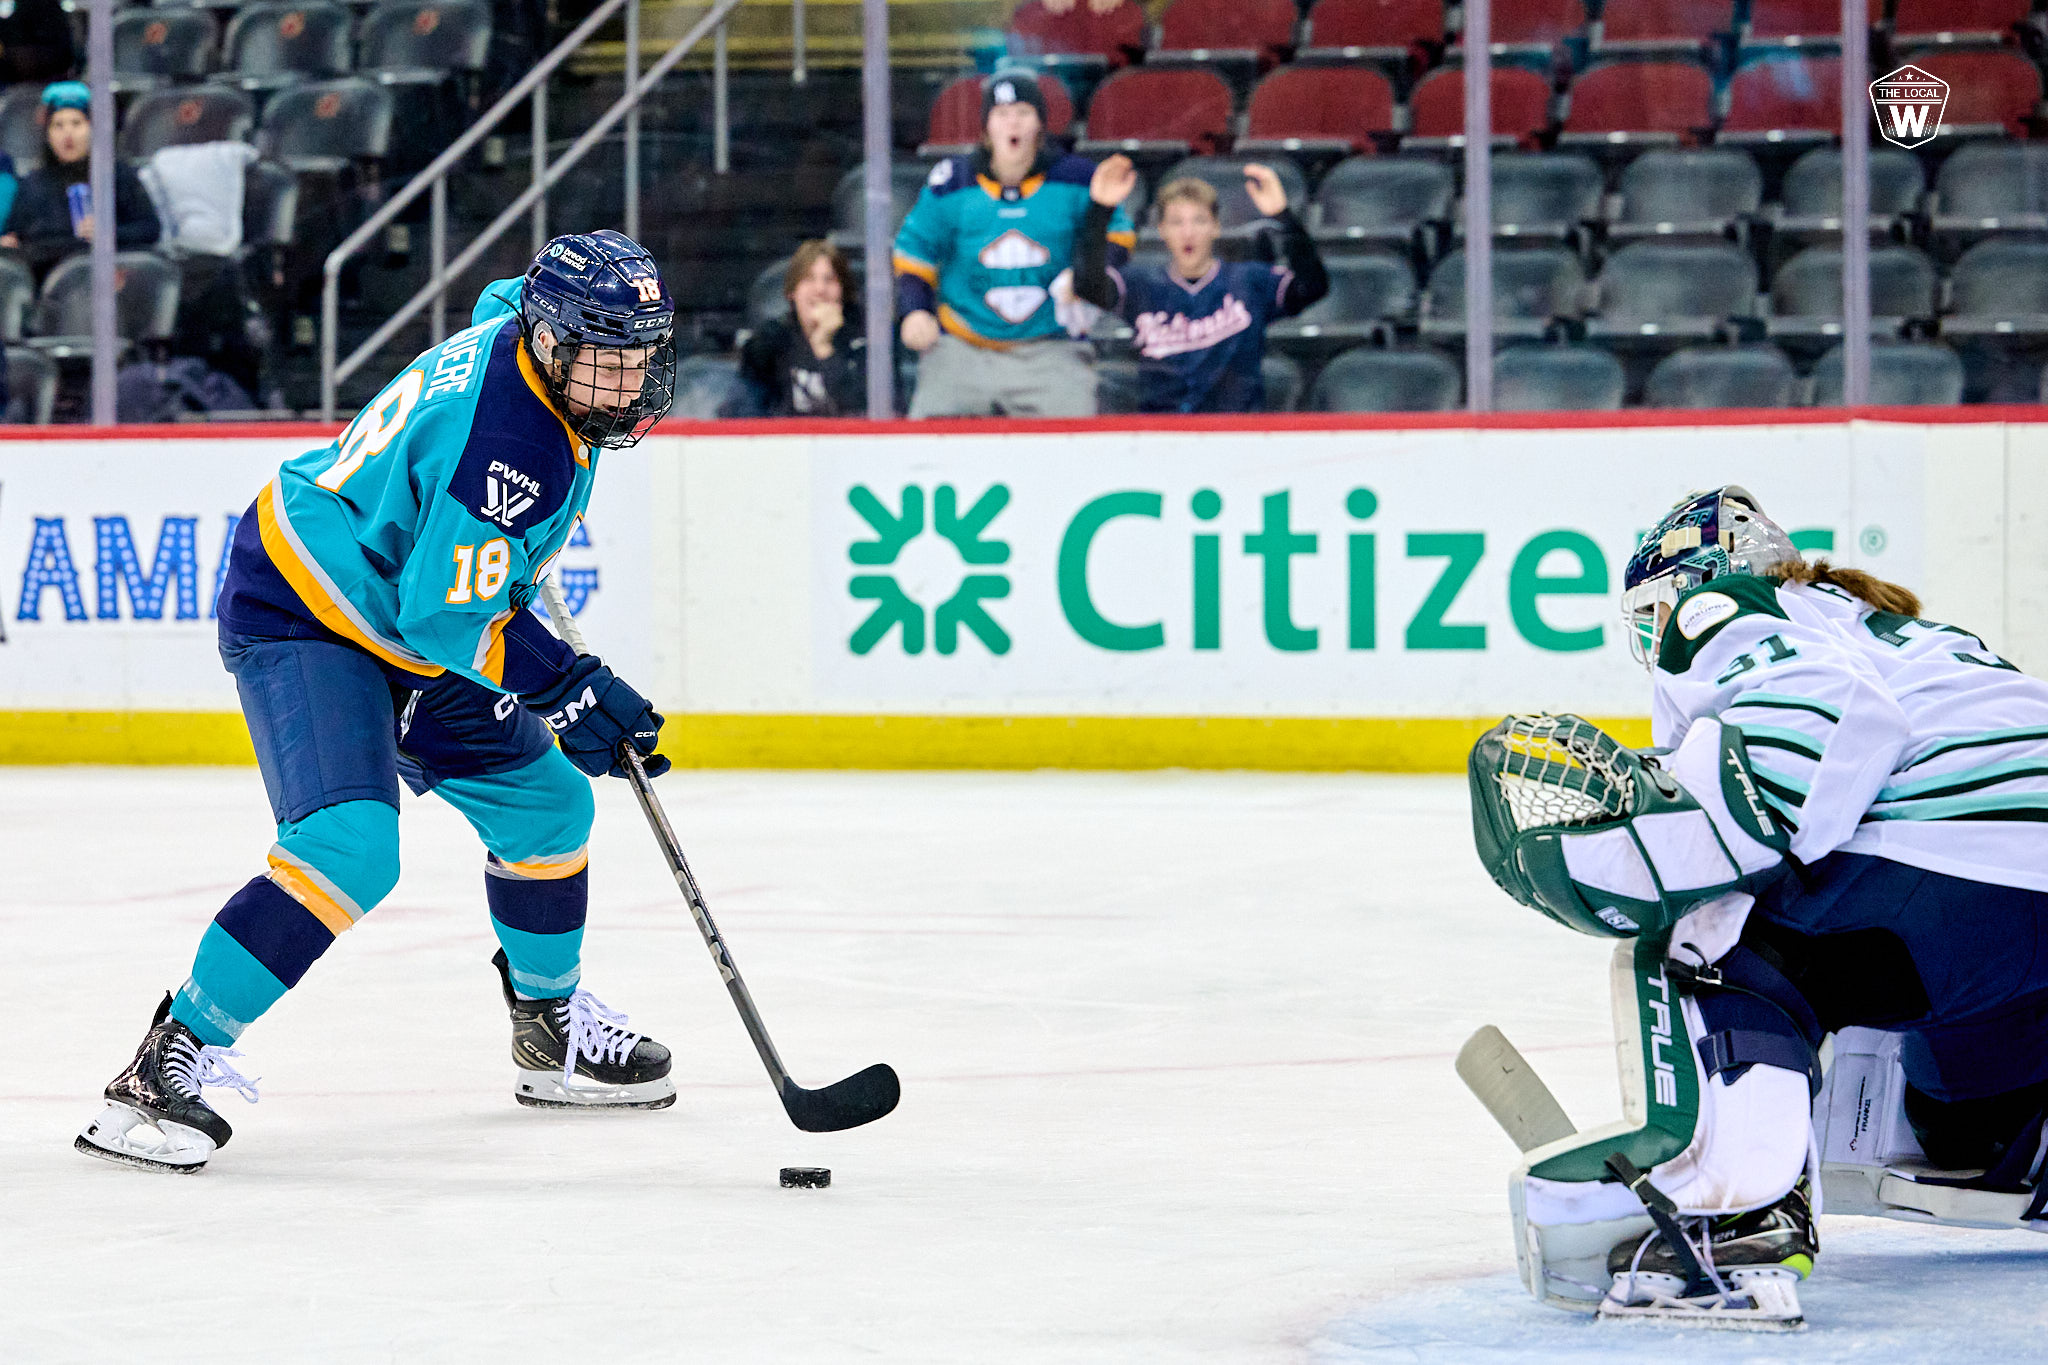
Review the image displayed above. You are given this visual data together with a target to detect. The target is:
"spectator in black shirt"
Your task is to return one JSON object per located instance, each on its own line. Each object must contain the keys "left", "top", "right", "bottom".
{"left": 0, "top": 82, "right": 160, "bottom": 284}
{"left": 740, "top": 240, "right": 871, "bottom": 417}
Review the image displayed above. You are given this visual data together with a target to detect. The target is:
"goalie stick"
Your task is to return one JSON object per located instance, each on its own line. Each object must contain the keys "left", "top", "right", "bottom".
{"left": 1456, "top": 1025, "right": 1576, "bottom": 1151}
{"left": 538, "top": 579, "right": 901, "bottom": 1133}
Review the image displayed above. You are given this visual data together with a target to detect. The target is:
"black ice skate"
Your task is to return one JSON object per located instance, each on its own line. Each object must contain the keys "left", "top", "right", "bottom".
{"left": 1600, "top": 1177, "right": 1815, "bottom": 1330}
{"left": 76, "top": 993, "right": 261, "bottom": 1174}
{"left": 492, "top": 950, "right": 675, "bottom": 1110}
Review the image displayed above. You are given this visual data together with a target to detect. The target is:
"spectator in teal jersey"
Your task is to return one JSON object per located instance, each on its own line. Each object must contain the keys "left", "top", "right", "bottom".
{"left": 892, "top": 71, "right": 1135, "bottom": 418}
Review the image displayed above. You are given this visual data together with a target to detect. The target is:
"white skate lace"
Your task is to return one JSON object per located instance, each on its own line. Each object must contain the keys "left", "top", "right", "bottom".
{"left": 557, "top": 989, "right": 644, "bottom": 1085}
{"left": 1613, "top": 1216, "right": 1737, "bottom": 1308}
{"left": 165, "top": 1034, "right": 262, "bottom": 1106}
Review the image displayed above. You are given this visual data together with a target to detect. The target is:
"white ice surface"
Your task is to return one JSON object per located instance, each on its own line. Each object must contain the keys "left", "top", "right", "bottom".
{"left": 3, "top": 769, "right": 2042, "bottom": 1362}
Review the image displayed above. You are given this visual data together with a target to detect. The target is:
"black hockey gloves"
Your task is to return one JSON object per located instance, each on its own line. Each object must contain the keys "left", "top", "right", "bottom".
{"left": 525, "top": 656, "right": 671, "bottom": 780}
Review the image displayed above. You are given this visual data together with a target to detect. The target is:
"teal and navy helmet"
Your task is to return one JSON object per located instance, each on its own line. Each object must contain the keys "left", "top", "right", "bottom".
{"left": 520, "top": 230, "right": 677, "bottom": 449}
{"left": 1620, "top": 486, "right": 1798, "bottom": 668}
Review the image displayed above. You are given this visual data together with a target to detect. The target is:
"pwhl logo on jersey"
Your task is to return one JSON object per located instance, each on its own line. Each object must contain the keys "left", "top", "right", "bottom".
{"left": 1870, "top": 65, "right": 1948, "bottom": 149}
{"left": 481, "top": 462, "right": 540, "bottom": 528}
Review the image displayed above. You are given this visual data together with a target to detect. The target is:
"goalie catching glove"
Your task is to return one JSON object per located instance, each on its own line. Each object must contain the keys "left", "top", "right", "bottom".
{"left": 1469, "top": 712, "right": 1789, "bottom": 941}
{"left": 525, "top": 656, "right": 671, "bottom": 779}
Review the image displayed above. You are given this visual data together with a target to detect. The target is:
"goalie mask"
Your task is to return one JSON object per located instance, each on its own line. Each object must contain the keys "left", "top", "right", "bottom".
{"left": 1468, "top": 714, "right": 1789, "bottom": 941}
{"left": 1620, "top": 486, "right": 1799, "bottom": 670}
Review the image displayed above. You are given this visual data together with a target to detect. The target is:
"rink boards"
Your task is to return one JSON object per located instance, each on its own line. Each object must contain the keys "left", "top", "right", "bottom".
{"left": 3, "top": 409, "right": 2045, "bottom": 768}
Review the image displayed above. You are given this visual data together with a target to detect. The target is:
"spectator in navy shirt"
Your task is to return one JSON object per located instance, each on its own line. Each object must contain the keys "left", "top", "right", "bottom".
{"left": 1072, "top": 156, "right": 1326, "bottom": 414}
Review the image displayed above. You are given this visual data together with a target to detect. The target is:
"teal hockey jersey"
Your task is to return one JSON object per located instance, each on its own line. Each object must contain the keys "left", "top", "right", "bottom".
{"left": 220, "top": 280, "right": 590, "bottom": 694}
{"left": 892, "top": 149, "right": 1136, "bottom": 347}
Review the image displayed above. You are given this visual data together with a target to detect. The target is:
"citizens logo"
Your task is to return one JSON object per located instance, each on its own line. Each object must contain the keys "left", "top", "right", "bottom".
{"left": 1870, "top": 65, "right": 1948, "bottom": 149}
{"left": 847, "top": 484, "right": 1011, "bottom": 655}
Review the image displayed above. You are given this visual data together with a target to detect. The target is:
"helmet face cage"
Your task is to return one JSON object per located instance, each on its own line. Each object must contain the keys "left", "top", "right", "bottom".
{"left": 1619, "top": 486, "right": 1798, "bottom": 669}
{"left": 520, "top": 230, "right": 679, "bottom": 450}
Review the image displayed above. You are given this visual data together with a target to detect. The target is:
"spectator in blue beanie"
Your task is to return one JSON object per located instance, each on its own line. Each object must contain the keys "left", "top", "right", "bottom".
{"left": 0, "top": 82, "right": 160, "bottom": 283}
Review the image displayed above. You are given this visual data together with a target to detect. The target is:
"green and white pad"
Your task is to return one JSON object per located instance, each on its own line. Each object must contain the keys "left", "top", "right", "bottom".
{"left": 1508, "top": 938, "right": 1705, "bottom": 1311}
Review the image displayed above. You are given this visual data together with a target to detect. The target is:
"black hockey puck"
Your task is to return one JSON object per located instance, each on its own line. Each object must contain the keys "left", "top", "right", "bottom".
{"left": 780, "top": 1166, "right": 831, "bottom": 1188}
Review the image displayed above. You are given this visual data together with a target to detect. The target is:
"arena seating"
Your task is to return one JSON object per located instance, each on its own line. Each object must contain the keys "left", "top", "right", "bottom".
{"left": 921, "top": 71, "right": 1073, "bottom": 156}
{"left": 1307, "top": 346, "right": 1462, "bottom": 411}
{"left": 1644, "top": 344, "right": 1798, "bottom": 406}
{"left": 1608, "top": 147, "right": 1762, "bottom": 243}
{"left": 1483, "top": 153, "right": 1603, "bottom": 240}
{"left": 1076, "top": 66, "right": 1235, "bottom": 158}
{"left": 113, "top": 10, "right": 220, "bottom": 94}
{"left": 1405, "top": 64, "right": 1555, "bottom": 147}
{"left": 1492, "top": 343, "right": 1626, "bottom": 409}
{"left": 1719, "top": 52, "right": 1842, "bottom": 146}
{"left": 1558, "top": 59, "right": 1716, "bottom": 148}
{"left": 223, "top": 3, "right": 357, "bottom": 94}
{"left": 1237, "top": 64, "right": 1396, "bottom": 157}
{"left": 1300, "top": 0, "right": 1446, "bottom": 63}
{"left": 1594, "top": 0, "right": 1734, "bottom": 58}
{"left": 1813, "top": 341, "right": 1966, "bottom": 406}
{"left": 1312, "top": 157, "right": 1454, "bottom": 249}
{"left": 1420, "top": 246, "right": 1586, "bottom": 341}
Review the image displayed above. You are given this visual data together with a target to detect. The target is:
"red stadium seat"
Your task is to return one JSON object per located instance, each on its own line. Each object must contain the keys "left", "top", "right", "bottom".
{"left": 1238, "top": 65, "right": 1396, "bottom": 156}
{"left": 920, "top": 71, "right": 1073, "bottom": 156}
{"left": 1904, "top": 48, "right": 2042, "bottom": 135}
{"left": 1406, "top": 65, "right": 1555, "bottom": 147}
{"left": 1075, "top": 66, "right": 1235, "bottom": 156}
{"left": 1720, "top": 53, "right": 1841, "bottom": 145}
{"left": 1006, "top": 0, "right": 1146, "bottom": 70}
{"left": 1559, "top": 60, "right": 1714, "bottom": 146}
{"left": 1892, "top": 0, "right": 2028, "bottom": 46}
{"left": 1596, "top": 0, "right": 1733, "bottom": 56}
{"left": 1157, "top": 0, "right": 1298, "bottom": 61}
{"left": 1745, "top": 0, "right": 1877, "bottom": 46}
{"left": 1452, "top": 0, "right": 1588, "bottom": 58}
{"left": 1303, "top": 0, "right": 1445, "bottom": 58}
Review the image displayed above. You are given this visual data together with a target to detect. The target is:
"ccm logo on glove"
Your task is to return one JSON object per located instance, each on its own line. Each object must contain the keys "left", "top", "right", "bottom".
{"left": 524, "top": 657, "right": 672, "bottom": 779}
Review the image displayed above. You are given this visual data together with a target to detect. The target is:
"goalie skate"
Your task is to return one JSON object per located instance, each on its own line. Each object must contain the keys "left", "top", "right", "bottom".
{"left": 492, "top": 950, "right": 676, "bottom": 1110}
{"left": 1597, "top": 1266, "right": 1804, "bottom": 1330}
{"left": 1599, "top": 1180, "right": 1814, "bottom": 1331}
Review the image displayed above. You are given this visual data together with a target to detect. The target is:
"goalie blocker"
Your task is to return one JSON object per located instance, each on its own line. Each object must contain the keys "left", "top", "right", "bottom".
{"left": 1468, "top": 713, "right": 2048, "bottom": 1328}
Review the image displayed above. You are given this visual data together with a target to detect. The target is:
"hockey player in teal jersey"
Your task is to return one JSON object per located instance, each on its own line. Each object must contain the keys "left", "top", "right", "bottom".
{"left": 892, "top": 70, "right": 1136, "bottom": 417}
{"left": 77, "top": 230, "right": 684, "bottom": 1173}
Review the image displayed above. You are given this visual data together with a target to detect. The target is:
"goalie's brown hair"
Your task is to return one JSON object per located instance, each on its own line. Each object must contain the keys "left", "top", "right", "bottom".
{"left": 1767, "top": 558, "right": 1922, "bottom": 618}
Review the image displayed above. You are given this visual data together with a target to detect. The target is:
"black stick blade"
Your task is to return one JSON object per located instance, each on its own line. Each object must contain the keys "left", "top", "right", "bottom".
{"left": 781, "top": 1063, "right": 901, "bottom": 1132}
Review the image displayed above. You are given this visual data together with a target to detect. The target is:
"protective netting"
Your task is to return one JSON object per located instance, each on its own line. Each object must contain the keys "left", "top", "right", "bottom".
{"left": 1487, "top": 714, "right": 1637, "bottom": 834}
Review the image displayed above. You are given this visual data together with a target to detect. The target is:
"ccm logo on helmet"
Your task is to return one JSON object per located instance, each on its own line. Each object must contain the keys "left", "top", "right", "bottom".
{"left": 544, "top": 686, "right": 600, "bottom": 731}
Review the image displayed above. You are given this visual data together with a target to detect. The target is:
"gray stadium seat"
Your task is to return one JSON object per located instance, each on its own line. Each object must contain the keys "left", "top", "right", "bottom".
{"left": 258, "top": 79, "right": 395, "bottom": 174}
{"left": 1485, "top": 153, "right": 1603, "bottom": 242}
{"left": 1312, "top": 157, "right": 1453, "bottom": 249}
{"left": 4, "top": 346, "right": 57, "bottom": 424}
{"left": 1153, "top": 156, "right": 1311, "bottom": 235}
{"left": 746, "top": 253, "right": 869, "bottom": 330}
{"left": 1096, "top": 356, "right": 1140, "bottom": 414}
{"left": 1269, "top": 253, "right": 1416, "bottom": 348}
{"left": 1776, "top": 146, "right": 1925, "bottom": 247}
{"left": 358, "top": 0, "right": 493, "bottom": 85}
{"left": 224, "top": 2, "right": 355, "bottom": 93}
{"left": 1262, "top": 353, "right": 1305, "bottom": 412}
{"left": 1307, "top": 347, "right": 1462, "bottom": 412}
{"left": 242, "top": 161, "right": 300, "bottom": 252}
{"left": 113, "top": 10, "right": 220, "bottom": 94}
{"left": 120, "top": 86, "right": 257, "bottom": 160}
{"left": 0, "top": 256, "right": 33, "bottom": 344}
{"left": 671, "top": 355, "right": 760, "bottom": 420}
{"left": 1945, "top": 238, "right": 2048, "bottom": 341}
{"left": 1931, "top": 142, "right": 2048, "bottom": 248}
{"left": 1422, "top": 247, "right": 1585, "bottom": 340}
{"left": 29, "top": 252, "right": 182, "bottom": 360}
{"left": 1491, "top": 344, "right": 1626, "bottom": 410}
{"left": 0, "top": 86, "right": 42, "bottom": 171}
{"left": 1609, "top": 148, "right": 1763, "bottom": 243}
{"left": 1589, "top": 242, "right": 1760, "bottom": 345}
{"left": 1644, "top": 345, "right": 1797, "bottom": 408}
{"left": 831, "top": 162, "right": 940, "bottom": 250}
{"left": 1813, "top": 342, "right": 1965, "bottom": 406}
{"left": 1767, "top": 246, "right": 1939, "bottom": 343}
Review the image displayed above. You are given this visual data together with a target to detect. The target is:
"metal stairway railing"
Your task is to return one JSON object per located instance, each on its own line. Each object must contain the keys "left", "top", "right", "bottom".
{"left": 319, "top": 0, "right": 750, "bottom": 419}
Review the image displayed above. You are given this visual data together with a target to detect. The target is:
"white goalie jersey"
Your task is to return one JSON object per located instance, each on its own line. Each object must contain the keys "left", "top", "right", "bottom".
{"left": 1651, "top": 573, "right": 2048, "bottom": 894}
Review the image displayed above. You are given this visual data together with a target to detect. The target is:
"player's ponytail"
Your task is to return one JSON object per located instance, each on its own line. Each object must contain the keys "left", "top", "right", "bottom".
{"left": 1767, "top": 558, "right": 1922, "bottom": 618}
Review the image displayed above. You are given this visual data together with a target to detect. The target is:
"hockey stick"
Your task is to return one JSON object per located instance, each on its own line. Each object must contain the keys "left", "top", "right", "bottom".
{"left": 537, "top": 579, "right": 901, "bottom": 1132}
{"left": 1456, "top": 1025, "right": 1576, "bottom": 1152}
